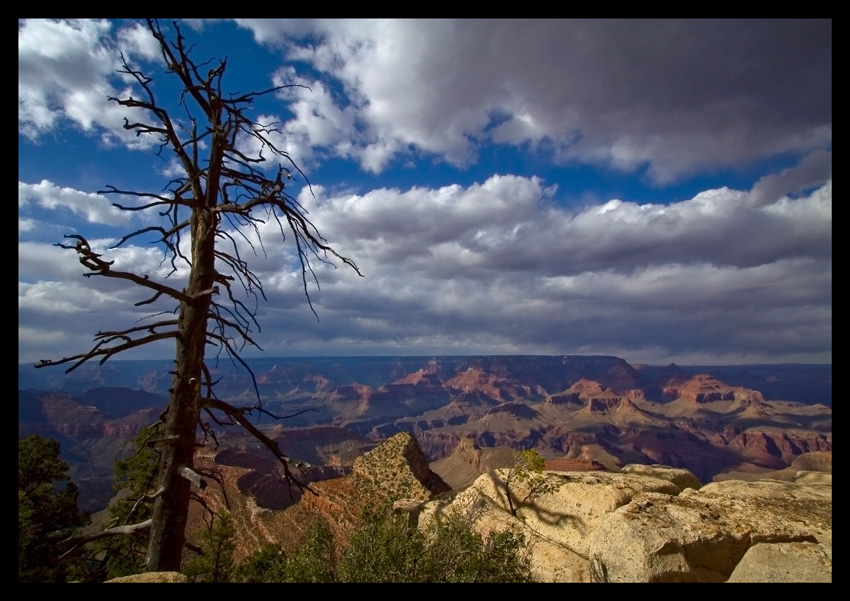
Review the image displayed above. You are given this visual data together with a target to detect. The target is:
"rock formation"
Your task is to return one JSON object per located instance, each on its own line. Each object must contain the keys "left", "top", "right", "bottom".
{"left": 105, "top": 432, "right": 831, "bottom": 583}
{"left": 726, "top": 542, "right": 831, "bottom": 583}
{"left": 587, "top": 476, "right": 831, "bottom": 582}
{"left": 418, "top": 456, "right": 831, "bottom": 583}
{"left": 352, "top": 432, "right": 451, "bottom": 501}
{"left": 20, "top": 356, "right": 831, "bottom": 514}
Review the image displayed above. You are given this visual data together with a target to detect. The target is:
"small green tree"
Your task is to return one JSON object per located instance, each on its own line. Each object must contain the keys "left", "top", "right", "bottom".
{"left": 89, "top": 426, "right": 161, "bottom": 580}
{"left": 234, "top": 543, "right": 288, "bottom": 583}
{"left": 235, "top": 520, "right": 336, "bottom": 583}
{"left": 18, "top": 435, "right": 90, "bottom": 582}
{"left": 234, "top": 504, "right": 534, "bottom": 583}
{"left": 417, "top": 510, "right": 533, "bottom": 583}
{"left": 284, "top": 519, "right": 337, "bottom": 583}
{"left": 501, "top": 449, "right": 562, "bottom": 517}
{"left": 183, "top": 513, "right": 236, "bottom": 582}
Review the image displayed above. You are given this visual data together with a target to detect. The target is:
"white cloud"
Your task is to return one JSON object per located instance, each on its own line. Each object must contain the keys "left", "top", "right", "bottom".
{"left": 19, "top": 180, "right": 130, "bottom": 226}
{"left": 236, "top": 19, "right": 831, "bottom": 181}
{"left": 18, "top": 218, "right": 37, "bottom": 234}
{"left": 18, "top": 19, "right": 163, "bottom": 149}
{"left": 171, "top": 173, "right": 827, "bottom": 363}
{"left": 19, "top": 19, "right": 831, "bottom": 183}
{"left": 116, "top": 21, "right": 161, "bottom": 60}
{"left": 17, "top": 19, "right": 831, "bottom": 366}
{"left": 16, "top": 166, "right": 831, "bottom": 365}
{"left": 303, "top": 175, "right": 831, "bottom": 286}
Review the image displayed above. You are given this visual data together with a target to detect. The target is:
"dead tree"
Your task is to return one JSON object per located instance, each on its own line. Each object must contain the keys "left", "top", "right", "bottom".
{"left": 34, "top": 19, "right": 362, "bottom": 572}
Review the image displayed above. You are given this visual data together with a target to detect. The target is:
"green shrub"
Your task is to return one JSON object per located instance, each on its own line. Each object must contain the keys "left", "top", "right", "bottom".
{"left": 284, "top": 519, "right": 337, "bottom": 582}
{"left": 337, "top": 505, "right": 425, "bottom": 582}
{"left": 235, "top": 543, "right": 288, "bottom": 583}
{"left": 183, "top": 513, "right": 236, "bottom": 582}
{"left": 18, "top": 435, "right": 90, "bottom": 582}
{"left": 235, "top": 502, "right": 534, "bottom": 583}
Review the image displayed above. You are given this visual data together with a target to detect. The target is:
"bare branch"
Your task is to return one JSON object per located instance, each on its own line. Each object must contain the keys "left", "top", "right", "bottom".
{"left": 178, "top": 466, "right": 206, "bottom": 489}
{"left": 36, "top": 19, "right": 361, "bottom": 571}
{"left": 35, "top": 329, "right": 178, "bottom": 373}
{"left": 195, "top": 468, "right": 231, "bottom": 511}
{"left": 55, "top": 235, "right": 192, "bottom": 303}
{"left": 59, "top": 519, "right": 153, "bottom": 550}
{"left": 200, "top": 397, "right": 317, "bottom": 497}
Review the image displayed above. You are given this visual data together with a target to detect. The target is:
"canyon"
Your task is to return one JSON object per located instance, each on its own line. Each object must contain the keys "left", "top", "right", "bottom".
{"left": 18, "top": 355, "right": 831, "bottom": 514}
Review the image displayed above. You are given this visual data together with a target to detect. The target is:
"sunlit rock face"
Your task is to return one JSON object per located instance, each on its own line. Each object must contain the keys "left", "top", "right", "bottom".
{"left": 587, "top": 477, "right": 832, "bottom": 583}
{"left": 353, "top": 431, "right": 451, "bottom": 501}
{"left": 418, "top": 461, "right": 831, "bottom": 582}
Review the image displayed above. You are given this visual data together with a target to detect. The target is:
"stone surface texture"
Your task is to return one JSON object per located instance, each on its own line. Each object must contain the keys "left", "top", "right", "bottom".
{"left": 420, "top": 463, "right": 831, "bottom": 583}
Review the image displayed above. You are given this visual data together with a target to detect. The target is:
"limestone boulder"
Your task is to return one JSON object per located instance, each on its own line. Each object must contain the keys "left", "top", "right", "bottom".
{"left": 620, "top": 463, "right": 701, "bottom": 491}
{"left": 726, "top": 542, "right": 831, "bottom": 583}
{"left": 588, "top": 479, "right": 832, "bottom": 582}
{"left": 420, "top": 467, "right": 694, "bottom": 582}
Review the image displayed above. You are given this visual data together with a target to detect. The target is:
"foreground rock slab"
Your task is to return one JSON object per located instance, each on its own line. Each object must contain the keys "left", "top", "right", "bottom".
{"left": 420, "top": 464, "right": 830, "bottom": 582}
{"left": 588, "top": 478, "right": 832, "bottom": 582}
{"left": 420, "top": 464, "right": 701, "bottom": 582}
{"left": 726, "top": 542, "right": 831, "bottom": 583}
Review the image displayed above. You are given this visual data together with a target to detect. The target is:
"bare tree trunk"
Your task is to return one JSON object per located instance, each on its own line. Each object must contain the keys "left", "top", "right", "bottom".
{"left": 35, "top": 19, "right": 362, "bottom": 574}
{"left": 146, "top": 206, "right": 217, "bottom": 571}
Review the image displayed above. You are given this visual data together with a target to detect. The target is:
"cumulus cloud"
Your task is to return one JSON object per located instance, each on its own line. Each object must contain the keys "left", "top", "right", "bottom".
{"left": 16, "top": 19, "right": 832, "bottom": 366}
{"left": 19, "top": 19, "right": 832, "bottom": 182}
{"left": 744, "top": 149, "right": 833, "bottom": 207}
{"left": 291, "top": 176, "right": 830, "bottom": 364}
{"left": 116, "top": 21, "right": 162, "bottom": 60}
{"left": 18, "top": 19, "right": 163, "bottom": 148}
{"left": 19, "top": 180, "right": 131, "bottom": 226}
{"left": 236, "top": 19, "right": 831, "bottom": 182}
{"left": 303, "top": 175, "right": 831, "bottom": 283}
{"left": 19, "top": 172, "right": 830, "bottom": 364}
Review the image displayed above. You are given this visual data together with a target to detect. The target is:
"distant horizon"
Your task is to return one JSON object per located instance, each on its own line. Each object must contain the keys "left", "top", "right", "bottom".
{"left": 19, "top": 353, "right": 833, "bottom": 369}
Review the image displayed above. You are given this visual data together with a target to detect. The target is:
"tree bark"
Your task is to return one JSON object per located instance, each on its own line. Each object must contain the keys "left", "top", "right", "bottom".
{"left": 146, "top": 196, "right": 218, "bottom": 571}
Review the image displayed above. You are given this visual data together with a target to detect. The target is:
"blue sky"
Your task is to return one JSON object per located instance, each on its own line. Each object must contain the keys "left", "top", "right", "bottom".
{"left": 19, "top": 19, "right": 832, "bottom": 366}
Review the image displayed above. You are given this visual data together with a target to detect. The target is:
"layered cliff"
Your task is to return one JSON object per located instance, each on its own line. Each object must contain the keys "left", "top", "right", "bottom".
{"left": 19, "top": 356, "right": 832, "bottom": 513}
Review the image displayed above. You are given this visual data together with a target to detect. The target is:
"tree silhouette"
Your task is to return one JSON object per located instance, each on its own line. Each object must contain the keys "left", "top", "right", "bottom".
{"left": 35, "top": 19, "right": 361, "bottom": 572}
{"left": 19, "top": 435, "right": 90, "bottom": 582}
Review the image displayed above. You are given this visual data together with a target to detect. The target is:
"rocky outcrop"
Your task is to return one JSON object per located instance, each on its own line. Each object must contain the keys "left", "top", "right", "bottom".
{"left": 445, "top": 366, "right": 534, "bottom": 401}
{"left": 420, "top": 465, "right": 695, "bottom": 582}
{"left": 787, "top": 450, "right": 832, "bottom": 472}
{"left": 430, "top": 439, "right": 519, "bottom": 490}
{"left": 726, "top": 542, "right": 831, "bottom": 583}
{"left": 664, "top": 374, "right": 765, "bottom": 404}
{"left": 419, "top": 465, "right": 831, "bottom": 582}
{"left": 258, "top": 431, "right": 455, "bottom": 556}
{"left": 726, "top": 430, "right": 831, "bottom": 468}
{"left": 449, "top": 436, "right": 483, "bottom": 470}
{"left": 620, "top": 463, "right": 701, "bottom": 491}
{"left": 353, "top": 432, "right": 451, "bottom": 502}
{"left": 588, "top": 477, "right": 831, "bottom": 582}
